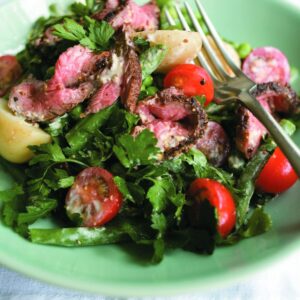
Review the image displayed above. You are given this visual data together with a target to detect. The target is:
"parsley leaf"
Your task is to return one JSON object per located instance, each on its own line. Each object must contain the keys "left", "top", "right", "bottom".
{"left": 147, "top": 177, "right": 175, "bottom": 212}
{"left": 69, "top": 0, "right": 103, "bottom": 16}
{"left": 46, "top": 114, "right": 69, "bottom": 137}
{"left": 0, "top": 185, "right": 23, "bottom": 203}
{"left": 113, "top": 129, "right": 160, "bottom": 169}
{"left": 87, "top": 17, "right": 115, "bottom": 50}
{"left": 140, "top": 45, "right": 168, "bottom": 79}
{"left": 29, "top": 143, "right": 66, "bottom": 165}
{"left": 53, "top": 17, "right": 115, "bottom": 51}
{"left": 18, "top": 199, "right": 57, "bottom": 225}
{"left": 53, "top": 18, "right": 86, "bottom": 41}
{"left": 133, "top": 36, "right": 150, "bottom": 51}
{"left": 114, "top": 176, "right": 134, "bottom": 203}
{"left": 240, "top": 207, "right": 272, "bottom": 238}
{"left": 220, "top": 207, "right": 272, "bottom": 245}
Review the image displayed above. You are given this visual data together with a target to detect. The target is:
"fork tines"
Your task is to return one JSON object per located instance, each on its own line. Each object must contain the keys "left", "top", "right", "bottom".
{"left": 165, "top": 0, "right": 242, "bottom": 82}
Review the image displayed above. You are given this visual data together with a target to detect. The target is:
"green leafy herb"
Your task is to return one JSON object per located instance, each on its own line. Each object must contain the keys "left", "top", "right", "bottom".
{"left": 290, "top": 66, "right": 299, "bottom": 85}
{"left": 235, "top": 147, "right": 274, "bottom": 228}
{"left": 45, "top": 114, "right": 69, "bottom": 137}
{"left": 53, "top": 17, "right": 114, "bottom": 51}
{"left": 114, "top": 176, "right": 134, "bottom": 203}
{"left": 140, "top": 45, "right": 168, "bottom": 79}
{"left": 280, "top": 119, "right": 296, "bottom": 137}
{"left": 66, "top": 104, "right": 116, "bottom": 152}
{"left": 18, "top": 199, "right": 57, "bottom": 225}
{"left": 113, "top": 129, "right": 160, "bottom": 169}
{"left": 147, "top": 177, "right": 175, "bottom": 212}
{"left": 53, "top": 18, "right": 86, "bottom": 41}
{"left": 240, "top": 207, "right": 272, "bottom": 238}
{"left": 0, "top": 185, "right": 23, "bottom": 203}
{"left": 220, "top": 207, "right": 272, "bottom": 245}
{"left": 195, "top": 95, "right": 207, "bottom": 106}
{"left": 86, "top": 17, "right": 115, "bottom": 49}
{"left": 69, "top": 0, "right": 103, "bottom": 16}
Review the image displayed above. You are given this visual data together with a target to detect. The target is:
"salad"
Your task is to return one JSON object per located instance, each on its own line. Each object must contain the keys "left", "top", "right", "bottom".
{"left": 0, "top": 0, "right": 299, "bottom": 264}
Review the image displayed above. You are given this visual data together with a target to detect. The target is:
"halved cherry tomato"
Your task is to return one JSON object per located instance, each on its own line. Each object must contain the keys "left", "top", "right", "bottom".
{"left": 66, "top": 167, "right": 122, "bottom": 227}
{"left": 256, "top": 147, "right": 298, "bottom": 194}
{"left": 188, "top": 178, "right": 236, "bottom": 237}
{"left": 163, "top": 64, "right": 214, "bottom": 106}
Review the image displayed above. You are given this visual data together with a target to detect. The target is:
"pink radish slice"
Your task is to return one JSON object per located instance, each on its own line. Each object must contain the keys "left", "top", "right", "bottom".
{"left": 242, "top": 47, "right": 290, "bottom": 85}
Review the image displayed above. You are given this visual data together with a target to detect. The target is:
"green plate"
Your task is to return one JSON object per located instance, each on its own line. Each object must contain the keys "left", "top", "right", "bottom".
{"left": 1, "top": 0, "right": 300, "bottom": 296}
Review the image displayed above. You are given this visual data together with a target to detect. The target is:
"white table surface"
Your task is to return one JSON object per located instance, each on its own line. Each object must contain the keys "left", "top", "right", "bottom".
{"left": 1, "top": 0, "right": 300, "bottom": 298}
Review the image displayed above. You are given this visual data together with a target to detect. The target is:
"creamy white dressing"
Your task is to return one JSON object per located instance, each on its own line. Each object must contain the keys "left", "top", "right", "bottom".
{"left": 99, "top": 53, "right": 124, "bottom": 84}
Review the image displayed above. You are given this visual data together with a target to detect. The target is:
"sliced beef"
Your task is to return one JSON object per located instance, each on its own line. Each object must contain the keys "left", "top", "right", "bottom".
{"left": 136, "top": 87, "right": 191, "bottom": 122}
{"left": 9, "top": 79, "right": 95, "bottom": 121}
{"left": 236, "top": 82, "right": 299, "bottom": 159}
{"left": 0, "top": 55, "right": 22, "bottom": 97}
{"left": 93, "top": 0, "right": 119, "bottom": 20}
{"left": 236, "top": 98, "right": 271, "bottom": 159}
{"left": 9, "top": 46, "right": 110, "bottom": 121}
{"left": 93, "top": 0, "right": 159, "bottom": 31}
{"left": 133, "top": 120, "right": 190, "bottom": 151}
{"left": 85, "top": 81, "right": 121, "bottom": 115}
{"left": 85, "top": 32, "right": 142, "bottom": 115}
{"left": 33, "top": 27, "right": 61, "bottom": 47}
{"left": 134, "top": 87, "right": 207, "bottom": 158}
{"left": 51, "top": 45, "right": 110, "bottom": 87}
{"left": 8, "top": 80, "right": 51, "bottom": 120}
{"left": 120, "top": 47, "right": 142, "bottom": 112}
{"left": 196, "top": 121, "right": 230, "bottom": 167}
{"left": 253, "top": 82, "right": 299, "bottom": 115}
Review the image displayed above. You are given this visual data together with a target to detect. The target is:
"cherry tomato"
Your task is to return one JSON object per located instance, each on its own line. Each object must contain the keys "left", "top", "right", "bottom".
{"left": 0, "top": 55, "right": 22, "bottom": 96}
{"left": 66, "top": 167, "right": 122, "bottom": 227}
{"left": 256, "top": 147, "right": 298, "bottom": 194}
{"left": 163, "top": 64, "right": 214, "bottom": 106}
{"left": 188, "top": 178, "right": 236, "bottom": 237}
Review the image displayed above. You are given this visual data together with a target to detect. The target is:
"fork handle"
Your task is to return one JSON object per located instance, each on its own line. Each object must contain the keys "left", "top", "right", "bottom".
{"left": 239, "top": 91, "right": 300, "bottom": 178}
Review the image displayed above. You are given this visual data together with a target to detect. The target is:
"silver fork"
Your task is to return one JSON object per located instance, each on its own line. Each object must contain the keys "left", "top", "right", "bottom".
{"left": 165, "top": 0, "right": 300, "bottom": 177}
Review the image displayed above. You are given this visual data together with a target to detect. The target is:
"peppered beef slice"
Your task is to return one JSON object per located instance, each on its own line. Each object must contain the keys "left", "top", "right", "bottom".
{"left": 93, "top": 0, "right": 159, "bottom": 31}
{"left": 134, "top": 87, "right": 207, "bottom": 158}
{"left": 196, "top": 121, "right": 230, "bottom": 167}
{"left": 9, "top": 46, "right": 110, "bottom": 122}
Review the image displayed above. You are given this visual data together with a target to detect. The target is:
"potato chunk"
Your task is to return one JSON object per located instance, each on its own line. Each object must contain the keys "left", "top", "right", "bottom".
{"left": 136, "top": 30, "right": 202, "bottom": 73}
{"left": 0, "top": 99, "right": 51, "bottom": 163}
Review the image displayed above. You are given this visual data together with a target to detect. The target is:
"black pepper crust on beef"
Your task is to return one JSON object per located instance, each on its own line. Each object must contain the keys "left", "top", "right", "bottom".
{"left": 166, "top": 97, "right": 207, "bottom": 158}
{"left": 236, "top": 82, "right": 299, "bottom": 159}
{"left": 253, "top": 82, "right": 300, "bottom": 115}
{"left": 196, "top": 121, "right": 230, "bottom": 167}
{"left": 120, "top": 47, "right": 142, "bottom": 112}
{"left": 93, "top": 0, "right": 160, "bottom": 31}
{"left": 134, "top": 87, "right": 208, "bottom": 159}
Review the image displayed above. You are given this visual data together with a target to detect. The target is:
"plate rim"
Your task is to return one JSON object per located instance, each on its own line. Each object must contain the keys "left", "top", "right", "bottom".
{"left": 1, "top": 0, "right": 300, "bottom": 296}
{"left": 1, "top": 236, "right": 300, "bottom": 297}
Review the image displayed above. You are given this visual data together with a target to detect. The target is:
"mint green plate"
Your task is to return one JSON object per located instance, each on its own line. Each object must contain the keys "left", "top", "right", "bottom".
{"left": 1, "top": 0, "right": 300, "bottom": 296}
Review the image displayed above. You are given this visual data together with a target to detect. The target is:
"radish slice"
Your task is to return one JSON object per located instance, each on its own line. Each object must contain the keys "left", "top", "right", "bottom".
{"left": 242, "top": 47, "right": 290, "bottom": 85}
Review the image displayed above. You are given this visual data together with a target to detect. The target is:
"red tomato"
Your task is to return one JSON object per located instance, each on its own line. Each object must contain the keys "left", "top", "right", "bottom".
{"left": 256, "top": 147, "right": 298, "bottom": 194}
{"left": 188, "top": 178, "right": 236, "bottom": 237}
{"left": 164, "top": 64, "right": 214, "bottom": 106}
{"left": 65, "top": 167, "right": 122, "bottom": 227}
{"left": 0, "top": 55, "right": 22, "bottom": 96}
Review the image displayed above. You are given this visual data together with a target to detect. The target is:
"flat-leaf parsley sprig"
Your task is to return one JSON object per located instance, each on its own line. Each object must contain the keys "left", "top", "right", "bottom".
{"left": 53, "top": 17, "right": 115, "bottom": 51}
